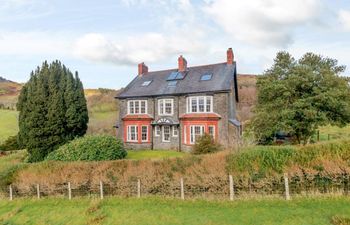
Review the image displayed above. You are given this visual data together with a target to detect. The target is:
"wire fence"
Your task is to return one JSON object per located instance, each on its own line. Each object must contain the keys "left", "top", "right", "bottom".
{"left": 1, "top": 174, "right": 349, "bottom": 201}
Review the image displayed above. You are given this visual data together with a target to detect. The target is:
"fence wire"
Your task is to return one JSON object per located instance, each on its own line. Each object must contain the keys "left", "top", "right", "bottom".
{"left": 1, "top": 174, "right": 349, "bottom": 201}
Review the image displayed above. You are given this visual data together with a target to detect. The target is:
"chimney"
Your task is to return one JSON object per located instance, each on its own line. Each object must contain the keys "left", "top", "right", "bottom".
{"left": 178, "top": 55, "right": 187, "bottom": 72}
{"left": 138, "top": 62, "right": 148, "bottom": 75}
{"left": 227, "top": 48, "right": 234, "bottom": 65}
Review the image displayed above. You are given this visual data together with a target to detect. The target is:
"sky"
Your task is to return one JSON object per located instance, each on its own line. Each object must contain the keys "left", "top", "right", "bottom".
{"left": 0, "top": 0, "right": 350, "bottom": 89}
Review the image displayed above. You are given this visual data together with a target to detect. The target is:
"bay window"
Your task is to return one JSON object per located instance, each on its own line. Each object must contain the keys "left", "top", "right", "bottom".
{"left": 127, "top": 125, "right": 138, "bottom": 142}
{"left": 128, "top": 100, "right": 147, "bottom": 114}
{"left": 141, "top": 126, "right": 148, "bottom": 142}
{"left": 155, "top": 126, "right": 161, "bottom": 136}
{"left": 190, "top": 125, "right": 205, "bottom": 144}
{"left": 187, "top": 96, "right": 213, "bottom": 113}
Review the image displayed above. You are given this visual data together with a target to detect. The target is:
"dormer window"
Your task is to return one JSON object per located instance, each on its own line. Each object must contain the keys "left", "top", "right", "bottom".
{"left": 128, "top": 100, "right": 147, "bottom": 114}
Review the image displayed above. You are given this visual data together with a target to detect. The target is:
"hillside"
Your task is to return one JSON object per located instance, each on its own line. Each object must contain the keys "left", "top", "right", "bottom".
{"left": 236, "top": 74, "right": 257, "bottom": 123}
{"left": 0, "top": 77, "right": 22, "bottom": 110}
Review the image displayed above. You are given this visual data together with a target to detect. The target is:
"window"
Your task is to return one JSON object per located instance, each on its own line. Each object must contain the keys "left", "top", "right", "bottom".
{"left": 167, "top": 71, "right": 185, "bottom": 81}
{"left": 158, "top": 99, "right": 173, "bottom": 115}
{"left": 141, "top": 126, "right": 148, "bottom": 142}
{"left": 200, "top": 73, "right": 212, "bottom": 81}
{"left": 128, "top": 100, "right": 147, "bottom": 114}
{"left": 162, "top": 126, "right": 171, "bottom": 142}
{"left": 208, "top": 126, "right": 215, "bottom": 140}
{"left": 173, "top": 126, "right": 178, "bottom": 137}
{"left": 141, "top": 80, "right": 152, "bottom": 86}
{"left": 127, "top": 125, "right": 138, "bottom": 142}
{"left": 190, "top": 125, "right": 204, "bottom": 144}
{"left": 155, "top": 126, "right": 161, "bottom": 137}
{"left": 187, "top": 96, "right": 213, "bottom": 113}
{"left": 167, "top": 81, "right": 177, "bottom": 87}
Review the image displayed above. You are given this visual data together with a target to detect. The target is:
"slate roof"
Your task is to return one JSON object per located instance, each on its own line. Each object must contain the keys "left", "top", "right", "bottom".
{"left": 117, "top": 62, "right": 236, "bottom": 99}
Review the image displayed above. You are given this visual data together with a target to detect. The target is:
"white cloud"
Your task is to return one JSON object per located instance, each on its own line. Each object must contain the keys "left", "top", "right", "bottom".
{"left": 339, "top": 10, "right": 350, "bottom": 31}
{"left": 0, "top": 0, "right": 51, "bottom": 21}
{"left": 73, "top": 32, "right": 205, "bottom": 65}
{"left": 203, "top": 0, "right": 323, "bottom": 47}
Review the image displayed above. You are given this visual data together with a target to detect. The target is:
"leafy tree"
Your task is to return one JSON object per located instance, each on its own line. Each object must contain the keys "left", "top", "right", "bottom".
{"left": 250, "top": 52, "right": 350, "bottom": 145}
{"left": 17, "top": 61, "right": 89, "bottom": 162}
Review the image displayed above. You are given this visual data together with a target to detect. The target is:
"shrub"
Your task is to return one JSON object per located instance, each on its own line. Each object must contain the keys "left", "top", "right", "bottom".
{"left": 192, "top": 134, "right": 221, "bottom": 155}
{"left": 46, "top": 135, "right": 127, "bottom": 161}
{"left": 0, "top": 135, "right": 22, "bottom": 151}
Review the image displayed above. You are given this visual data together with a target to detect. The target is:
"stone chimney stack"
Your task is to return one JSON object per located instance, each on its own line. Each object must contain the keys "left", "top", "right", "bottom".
{"left": 138, "top": 62, "right": 148, "bottom": 75}
{"left": 178, "top": 55, "right": 187, "bottom": 72}
{"left": 227, "top": 48, "right": 234, "bottom": 65}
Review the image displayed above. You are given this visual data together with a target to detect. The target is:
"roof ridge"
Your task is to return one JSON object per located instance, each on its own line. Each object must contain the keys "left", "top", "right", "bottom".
{"left": 145, "top": 62, "right": 227, "bottom": 75}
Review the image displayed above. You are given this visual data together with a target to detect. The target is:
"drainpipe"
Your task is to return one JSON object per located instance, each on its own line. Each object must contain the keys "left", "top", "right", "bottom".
{"left": 152, "top": 97, "right": 155, "bottom": 150}
{"left": 178, "top": 96, "right": 182, "bottom": 152}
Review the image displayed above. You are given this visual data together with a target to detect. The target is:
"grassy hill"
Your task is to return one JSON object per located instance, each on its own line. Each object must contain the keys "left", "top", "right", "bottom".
{"left": 0, "top": 110, "right": 18, "bottom": 144}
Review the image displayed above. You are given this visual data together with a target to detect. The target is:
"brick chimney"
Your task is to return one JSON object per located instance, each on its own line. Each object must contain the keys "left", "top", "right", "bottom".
{"left": 138, "top": 62, "right": 148, "bottom": 75}
{"left": 178, "top": 55, "right": 187, "bottom": 72}
{"left": 227, "top": 48, "right": 234, "bottom": 65}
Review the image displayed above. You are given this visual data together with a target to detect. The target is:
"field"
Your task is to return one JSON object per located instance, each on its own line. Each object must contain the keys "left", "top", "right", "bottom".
{"left": 0, "top": 109, "right": 18, "bottom": 144}
{"left": 0, "top": 197, "right": 349, "bottom": 225}
{"left": 126, "top": 150, "right": 185, "bottom": 160}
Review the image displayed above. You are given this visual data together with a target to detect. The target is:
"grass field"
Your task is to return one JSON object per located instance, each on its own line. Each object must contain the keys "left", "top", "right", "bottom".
{"left": 0, "top": 109, "right": 18, "bottom": 144}
{"left": 126, "top": 150, "right": 185, "bottom": 160}
{"left": 0, "top": 197, "right": 349, "bottom": 225}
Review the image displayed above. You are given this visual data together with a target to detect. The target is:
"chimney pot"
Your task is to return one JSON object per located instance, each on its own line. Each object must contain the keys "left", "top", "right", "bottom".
{"left": 138, "top": 62, "right": 148, "bottom": 75}
{"left": 178, "top": 55, "right": 187, "bottom": 72}
{"left": 227, "top": 48, "right": 234, "bottom": 65}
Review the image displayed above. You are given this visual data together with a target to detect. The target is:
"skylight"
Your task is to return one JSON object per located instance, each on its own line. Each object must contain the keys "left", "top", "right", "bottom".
{"left": 167, "top": 71, "right": 186, "bottom": 81}
{"left": 141, "top": 80, "right": 152, "bottom": 86}
{"left": 167, "top": 81, "right": 177, "bottom": 87}
{"left": 200, "top": 73, "right": 213, "bottom": 81}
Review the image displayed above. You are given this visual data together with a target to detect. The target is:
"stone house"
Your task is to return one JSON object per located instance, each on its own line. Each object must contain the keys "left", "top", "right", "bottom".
{"left": 115, "top": 48, "right": 241, "bottom": 151}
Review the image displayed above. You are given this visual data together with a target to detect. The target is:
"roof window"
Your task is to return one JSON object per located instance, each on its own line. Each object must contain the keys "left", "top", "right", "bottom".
{"left": 167, "top": 81, "right": 178, "bottom": 87}
{"left": 167, "top": 71, "right": 186, "bottom": 81}
{"left": 200, "top": 73, "right": 213, "bottom": 81}
{"left": 141, "top": 80, "right": 152, "bottom": 86}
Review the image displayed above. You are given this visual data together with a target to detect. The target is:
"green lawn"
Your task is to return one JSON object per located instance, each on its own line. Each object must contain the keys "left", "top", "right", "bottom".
{"left": 0, "top": 109, "right": 18, "bottom": 143}
{"left": 0, "top": 197, "right": 349, "bottom": 225}
{"left": 126, "top": 150, "right": 185, "bottom": 160}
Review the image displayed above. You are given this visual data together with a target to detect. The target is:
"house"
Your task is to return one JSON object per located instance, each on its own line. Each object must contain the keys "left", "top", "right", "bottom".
{"left": 115, "top": 48, "right": 241, "bottom": 151}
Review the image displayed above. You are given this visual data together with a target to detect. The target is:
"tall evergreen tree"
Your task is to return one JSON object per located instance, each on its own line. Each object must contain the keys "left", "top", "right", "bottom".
{"left": 17, "top": 61, "right": 89, "bottom": 162}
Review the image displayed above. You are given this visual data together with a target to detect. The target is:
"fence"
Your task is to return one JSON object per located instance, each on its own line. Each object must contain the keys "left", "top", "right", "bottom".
{"left": 1, "top": 173, "right": 349, "bottom": 201}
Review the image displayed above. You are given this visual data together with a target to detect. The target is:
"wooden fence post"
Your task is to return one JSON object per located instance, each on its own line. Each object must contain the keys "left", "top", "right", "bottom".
{"left": 100, "top": 180, "right": 104, "bottom": 200}
{"left": 137, "top": 179, "right": 141, "bottom": 198}
{"left": 68, "top": 182, "right": 72, "bottom": 200}
{"left": 180, "top": 178, "right": 184, "bottom": 200}
{"left": 229, "top": 175, "right": 234, "bottom": 201}
{"left": 37, "top": 184, "right": 40, "bottom": 199}
{"left": 284, "top": 173, "right": 291, "bottom": 200}
{"left": 9, "top": 185, "right": 13, "bottom": 201}
{"left": 317, "top": 130, "right": 320, "bottom": 142}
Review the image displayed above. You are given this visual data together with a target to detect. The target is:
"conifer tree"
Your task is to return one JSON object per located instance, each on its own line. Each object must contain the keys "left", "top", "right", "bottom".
{"left": 17, "top": 61, "right": 89, "bottom": 162}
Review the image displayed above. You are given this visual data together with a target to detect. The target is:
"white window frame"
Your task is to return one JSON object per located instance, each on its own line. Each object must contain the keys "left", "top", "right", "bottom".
{"left": 155, "top": 126, "right": 161, "bottom": 137}
{"left": 162, "top": 126, "right": 171, "bottom": 142}
{"left": 141, "top": 125, "right": 148, "bottom": 142}
{"left": 190, "top": 125, "right": 205, "bottom": 144}
{"left": 208, "top": 125, "right": 215, "bottom": 140}
{"left": 127, "top": 100, "right": 148, "bottom": 114}
{"left": 158, "top": 99, "right": 174, "bottom": 115}
{"left": 173, "top": 126, "right": 178, "bottom": 137}
{"left": 127, "top": 125, "right": 138, "bottom": 142}
{"left": 186, "top": 96, "right": 213, "bottom": 113}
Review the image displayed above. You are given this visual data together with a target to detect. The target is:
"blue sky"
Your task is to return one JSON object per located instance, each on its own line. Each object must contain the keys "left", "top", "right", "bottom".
{"left": 1, "top": 0, "right": 350, "bottom": 89}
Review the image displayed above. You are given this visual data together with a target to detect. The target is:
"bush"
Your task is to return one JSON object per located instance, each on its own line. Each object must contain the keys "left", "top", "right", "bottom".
{"left": 192, "top": 134, "right": 221, "bottom": 155}
{"left": 46, "top": 135, "right": 127, "bottom": 161}
{"left": 0, "top": 135, "right": 22, "bottom": 151}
